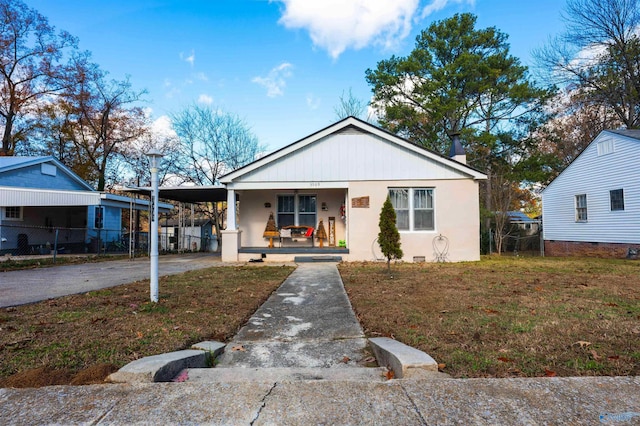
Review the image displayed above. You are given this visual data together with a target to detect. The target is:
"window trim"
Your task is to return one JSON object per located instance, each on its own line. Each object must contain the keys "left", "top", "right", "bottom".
{"left": 3, "top": 206, "right": 23, "bottom": 221}
{"left": 575, "top": 194, "right": 587, "bottom": 222}
{"left": 388, "top": 187, "right": 435, "bottom": 232}
{"left": 610, "top": 188, "right": 625, "bottom": 211}
{"left": 276, "top": 193, "right": 317, "bottom": 228}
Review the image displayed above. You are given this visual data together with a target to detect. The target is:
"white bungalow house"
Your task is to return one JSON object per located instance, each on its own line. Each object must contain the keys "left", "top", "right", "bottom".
{"left": 0, "top": 156, "right": 173, "bottom": 255}
{"left": 219, "top": 117, "right": 487, "bottom": 263}
{"left": 542, "top": 129, "right": 640, "bottom": 258}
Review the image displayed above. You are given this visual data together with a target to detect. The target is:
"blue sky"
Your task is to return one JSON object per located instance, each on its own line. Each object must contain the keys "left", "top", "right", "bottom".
{"left": 25, "top": 0, "right": 566, "bottom": 152}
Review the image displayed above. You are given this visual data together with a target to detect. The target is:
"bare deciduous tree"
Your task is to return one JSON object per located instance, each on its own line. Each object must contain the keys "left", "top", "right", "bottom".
{"left": 536, "top": 0, "right": 640, "bottom": 128}
{"left": 59, "top": 54, "right": 148, "bottom": 190}
{"left": 171, "top": 105, "right": 264, "bottom": 243}
{"left": 333, "top": 88, "right": 371, "bottom": 122}
{"left": 0, "top": 0, "right": 77, "bottom": 155}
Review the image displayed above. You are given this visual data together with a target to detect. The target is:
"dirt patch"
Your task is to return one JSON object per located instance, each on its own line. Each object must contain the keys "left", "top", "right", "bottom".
{"left": 340, "top": 257, "right": 640, "bottom": 379}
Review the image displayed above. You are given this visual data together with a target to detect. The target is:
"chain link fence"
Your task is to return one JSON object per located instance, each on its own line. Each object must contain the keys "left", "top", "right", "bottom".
{"left": 0, "top": 223, "right": 219, "bottom": 257}
{"left": 0, "top": 223, "right": 147, "bottom": 256}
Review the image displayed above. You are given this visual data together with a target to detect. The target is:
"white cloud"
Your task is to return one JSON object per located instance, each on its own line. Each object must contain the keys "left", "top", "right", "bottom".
{"left": 306, "top": 93, "right": 320, "bottom": 110}
{"left": 275, "top": 0, "right": 474, "bottom": 58}
{"left": 198, "top": 94, "right": 214, "bottom": 105}
{"left": 152, "top": 115, "right": 178, "bottom": 139}
{"left": 180, "top": 50, "right": 195, "bottom": 66}
{"left": 252, "top": 62, "right": 293, "bottom": 97}
{"left": 420, "top": 0, "right": 475, "bottom": 18}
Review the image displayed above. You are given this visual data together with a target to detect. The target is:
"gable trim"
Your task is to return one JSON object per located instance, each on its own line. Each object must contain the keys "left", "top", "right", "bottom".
{"left": 543, "top": 130, "right": 639, "bottom": 193}
{"left": 220, "top": 117, "right": 486, "bottom": 184}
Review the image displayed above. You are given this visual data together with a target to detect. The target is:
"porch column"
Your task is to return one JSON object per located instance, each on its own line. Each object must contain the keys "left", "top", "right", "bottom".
{"left": 222, "top": 188, "right": 239, "bottom": 262}
{"left": 226, "top": 189, "right": 236, "bottom": 230}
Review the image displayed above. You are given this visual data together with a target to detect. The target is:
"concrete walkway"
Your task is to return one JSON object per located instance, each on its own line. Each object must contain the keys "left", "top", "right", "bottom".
{"left": 215, "top": 263, "right": 368, "bottom": 369}
{"left": 0, "top": 253, "right": 223, "bottom": 307}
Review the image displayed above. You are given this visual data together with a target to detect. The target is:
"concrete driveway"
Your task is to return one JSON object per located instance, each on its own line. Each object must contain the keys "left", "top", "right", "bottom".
{"left": 0, "top": 253, "right": 224, "bottom": 308}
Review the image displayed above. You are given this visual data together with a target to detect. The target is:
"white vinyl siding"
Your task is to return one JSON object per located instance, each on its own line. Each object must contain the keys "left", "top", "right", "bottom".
{"left": 235, "top": 129, "right": 471, "bottom": 184}
{"left": 542, "top": 131, "right": 640, "bottom": 244}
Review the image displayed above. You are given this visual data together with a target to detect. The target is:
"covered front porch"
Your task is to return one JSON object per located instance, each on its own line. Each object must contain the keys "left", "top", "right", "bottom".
{"left": 222, "top": 186, "right": 352, "bottom": 262}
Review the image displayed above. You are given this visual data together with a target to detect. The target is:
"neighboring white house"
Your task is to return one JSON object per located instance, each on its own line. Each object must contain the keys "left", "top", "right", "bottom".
{"left": 542, "top": 129, "right": 640, "bottom": 258}
{"left": 219, "top": 117, "right": 487, "bottom": 263}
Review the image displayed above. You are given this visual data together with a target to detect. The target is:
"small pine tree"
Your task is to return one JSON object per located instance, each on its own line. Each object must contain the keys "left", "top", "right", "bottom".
{"left": 378, "top": 196, "right": 403, "bottom": 271}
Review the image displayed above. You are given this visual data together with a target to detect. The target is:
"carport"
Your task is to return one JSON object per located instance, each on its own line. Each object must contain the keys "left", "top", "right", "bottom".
{"left": 122, "top": 185, "right": 230, "bottom": 252}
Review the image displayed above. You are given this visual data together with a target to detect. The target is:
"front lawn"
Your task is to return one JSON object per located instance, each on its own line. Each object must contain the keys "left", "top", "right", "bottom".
{"left": 340, "top": 256, "right": 640, "bottom": 378}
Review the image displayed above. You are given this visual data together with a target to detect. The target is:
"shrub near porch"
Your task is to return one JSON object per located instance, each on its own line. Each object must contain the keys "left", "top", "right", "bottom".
{"left": 339, "top": 257, "right": 640, "bottom": 378}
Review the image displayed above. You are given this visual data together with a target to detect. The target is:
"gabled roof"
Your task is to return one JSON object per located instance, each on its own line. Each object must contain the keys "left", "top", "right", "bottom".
{"left": 607, "top": 129, "right": 640, "bottom": 140}
{"left": 220, "top": 116, "right": 486, "bottom": 184}
{"left": 542, "top": 129, "right": 640, "bottom": 192}
{"left": 507, "top": 211, "right": 539, "bottom": 223}
{"left": 0, "top": 156, "right": 94, "bottom": 191}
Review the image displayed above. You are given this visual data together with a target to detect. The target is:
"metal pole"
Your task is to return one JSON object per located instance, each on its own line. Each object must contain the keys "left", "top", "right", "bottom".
{"left": 147, "top": 149, "right": 163, "bottom": 303}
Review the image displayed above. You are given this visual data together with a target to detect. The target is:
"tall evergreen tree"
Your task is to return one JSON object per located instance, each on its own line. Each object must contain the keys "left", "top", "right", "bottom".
{"left": 378, "top": 196, "right": 403, "bottom": 272}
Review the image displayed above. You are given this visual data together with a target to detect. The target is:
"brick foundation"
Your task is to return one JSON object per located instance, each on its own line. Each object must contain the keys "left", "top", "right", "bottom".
{"left": 544, "top": 240, "right": 640, "bottom": 259}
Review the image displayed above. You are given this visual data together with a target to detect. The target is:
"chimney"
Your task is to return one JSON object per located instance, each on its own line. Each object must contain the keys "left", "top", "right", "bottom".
{"left": 448, "top": 133, "right": 466, "bottom": 164}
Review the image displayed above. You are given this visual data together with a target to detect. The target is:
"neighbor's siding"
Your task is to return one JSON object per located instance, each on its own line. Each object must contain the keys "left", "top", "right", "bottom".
{"left": 0, "top": 163, "right": 88, "bottom": 191}
{"left": 542, "top": 132, "right": 640, "bottom": 244}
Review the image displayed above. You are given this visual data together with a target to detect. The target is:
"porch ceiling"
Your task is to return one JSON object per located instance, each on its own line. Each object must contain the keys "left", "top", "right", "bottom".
{"left": 123, "top": 185, "right": 228, "bottom": 203}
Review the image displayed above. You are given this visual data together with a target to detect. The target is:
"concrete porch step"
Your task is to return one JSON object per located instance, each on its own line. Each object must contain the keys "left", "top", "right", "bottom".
{"left": 181, "top": 367, "right": 389, "bottom": 383}
{"left": 294, "top": 256, "right": 342, "bottom": 262}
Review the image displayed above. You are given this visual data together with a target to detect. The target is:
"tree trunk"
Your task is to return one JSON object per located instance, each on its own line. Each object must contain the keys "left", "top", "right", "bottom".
{"left": 1, "top": 111, "right": 15, "bottom": 155}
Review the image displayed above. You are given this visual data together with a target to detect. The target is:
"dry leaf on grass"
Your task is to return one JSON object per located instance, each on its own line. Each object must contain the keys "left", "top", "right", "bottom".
{"left": 575, "top": 341, "right": 591, "bottom": 348}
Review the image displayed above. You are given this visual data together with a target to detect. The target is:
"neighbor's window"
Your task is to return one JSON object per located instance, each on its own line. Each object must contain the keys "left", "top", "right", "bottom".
{"left": 389, "top": 188, "right": 434, "bottom": 231}
{"left": 3, "top": 206, "right": 23, "bottom": 220}
{"left": 610, "top": 189, "right": 624, "bottom": 211}
{"left": 575, "top": 194, "right": 587, "bottom": 221}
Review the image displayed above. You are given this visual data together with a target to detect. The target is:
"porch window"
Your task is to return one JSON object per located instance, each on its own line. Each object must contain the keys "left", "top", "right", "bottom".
{"left": 3, "top": 206, "right": 23, "bottom": 221}
{"left": 277, "top": 195, "right": 295, "bottom": 227}
{"left": 298, "top": 195, "right": 317, "bottom": 227}
{"left": 277, "top": 194, "right": 317, "bottom": 227}
{"left": 389, "top": 188, "right": 434, "bottom": 231}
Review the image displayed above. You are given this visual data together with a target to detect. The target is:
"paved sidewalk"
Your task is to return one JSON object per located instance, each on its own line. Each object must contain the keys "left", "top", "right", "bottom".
{"left": 1, "top": 376, "right": 639, "bottom": 424}
{"left": 0, "top": 253, "right": 222, "bottom": 307}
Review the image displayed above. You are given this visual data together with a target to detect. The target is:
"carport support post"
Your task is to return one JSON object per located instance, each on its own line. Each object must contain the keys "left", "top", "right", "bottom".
{"left": 147, "top": 149, "right": 163, "bottom": 303}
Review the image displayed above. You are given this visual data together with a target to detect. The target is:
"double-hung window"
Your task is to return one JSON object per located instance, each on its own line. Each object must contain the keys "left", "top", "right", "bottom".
{"left": 277, "top": 195, "right": 295, "bottom": 227}
{"left": 575, "top": 194, "right": 587, "bottom": 222}
{"left": 277, "top": 194, "right": 317, "bottom": 227}
{"left": 389, "top": 188, "right": 434, "bottom": 231}
{"left": 610, "top": 189, "right": 624, "bottom": 211}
